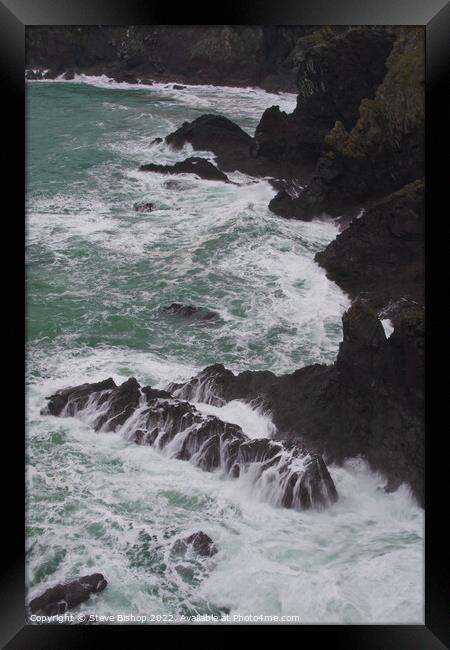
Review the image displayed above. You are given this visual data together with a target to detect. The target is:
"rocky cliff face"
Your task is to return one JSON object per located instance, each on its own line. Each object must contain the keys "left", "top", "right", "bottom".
{"left": 26, "top": 25, "right": 321, "bottom": 91}
{"left": 265, "top": 26, "right": 424, "bottom": 219}
{"left": 255, "top": 27, "right": 395, "bottom": 172}
{"left": 315, "top": 179, "right": 424, "bottom": 310}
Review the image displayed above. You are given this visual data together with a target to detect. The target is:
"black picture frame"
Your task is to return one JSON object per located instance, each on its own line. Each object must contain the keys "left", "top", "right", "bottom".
{"left": 3, "top": 0, "right": 448, "bottom": 647}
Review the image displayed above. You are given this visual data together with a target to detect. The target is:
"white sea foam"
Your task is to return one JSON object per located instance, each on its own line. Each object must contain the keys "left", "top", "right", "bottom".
{"left": 26, "top": 80, "right": 423, "bottom": 623}
{"left": 27, "top": 375, "right": 424, "bottom": 623}
{"left": 194, "top": 400, "right": 275, "bottom": 439}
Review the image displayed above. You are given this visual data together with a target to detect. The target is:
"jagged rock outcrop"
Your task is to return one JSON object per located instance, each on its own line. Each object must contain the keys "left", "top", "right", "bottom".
{"left": 42, "top": 378, "right": 116, "bottom": 417}
{"left": 172, "top": 300, "right": 424, "bottom": 505}
{"left": 43, "top": 379, "right": 338, "bottom": 511}
{"left": 28, "top": 574, "right": 108, "bottom": 616}
{"left": 169, "top": 364, "right": 276, "bottom": 407}
{"left": 25, "top": 26, "right": 322, "bottom": 92}
{"left": 315, "top": 179, "right": 424, "bottom": 309}
{"left": 278, "top": 27, "right": 424, "bottom": 219}
{"left": 171, "top": 532, "right": 218, "bottom": 558}
{"left": 139, "top": 157, "right": 230, "bottom": 182}
{"left": 164, "top": 114, "right": 264, "bottom": 175}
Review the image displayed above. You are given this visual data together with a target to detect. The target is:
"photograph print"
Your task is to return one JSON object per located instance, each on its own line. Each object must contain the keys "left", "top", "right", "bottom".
{"left": 25, "top": 24, "right": 425, "bottom": 626}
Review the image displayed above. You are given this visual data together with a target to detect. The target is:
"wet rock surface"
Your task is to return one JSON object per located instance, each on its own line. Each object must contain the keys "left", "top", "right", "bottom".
{"left": 165, "top": 114, "right": 255, "bottom": 173}
{"left": 28, "top": 573, "right": 108, "bottom": 616}
{"left": 173, "top": 300, "right": 424, "bottom": 505}
{"left": 139, "top": 157, "right": 230, "bottom": 182}
{"left": 42, "top": 378, "right": 116, "bottom": 417}
{"left": 315, "top": 179, "right": 424, "bottom": 310}
{"left": 43, "top": 379, "right": 339, "bottom": 511}
{"left": 171, "top": 532, "right": 218, "bottom": 557}
{"left": 160, "top": 303, "right": 219, "bottom": 322}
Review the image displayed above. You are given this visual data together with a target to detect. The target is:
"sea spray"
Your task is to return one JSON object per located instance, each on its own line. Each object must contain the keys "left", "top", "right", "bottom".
{"left": 26, "top": 79, "right": 423, "bottom": 623}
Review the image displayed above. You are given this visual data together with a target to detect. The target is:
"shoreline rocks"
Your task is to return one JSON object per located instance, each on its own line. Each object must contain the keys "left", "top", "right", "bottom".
{"left": 255, "top": 27, "right": 394, "bottom": 176}
{"left": 172, "top": 300, "right": 424, "bottom": 506}
{"left": 165, "top": 114, "right": 256, "bottom": 174}
{"left": 267, "top": 27, "right": 424, "bottom": 220}
{"left": 42, "top": 379, "right": 339, "bottom": 511}
{"left": 315, "top": 179, "right": 424, "bottom": 310}
{"left": 139, "top": 157, "right": 230, "bottom": 183}
{"left": 25, "top": 26, "right": 328, "bottom": 93}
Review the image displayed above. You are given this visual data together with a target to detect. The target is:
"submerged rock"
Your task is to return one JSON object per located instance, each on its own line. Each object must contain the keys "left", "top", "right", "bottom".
{"left": 28, "top": 573, "right": 107, "bottom": 616}
{"left": 139, "top": 157, "right": 229, "bottom": 182}
{"left": 133, "top": 201, "right": 155, "bottom": 213}
{"left": 160, "top": 303, "right": 219, "bottom": 322}
{"left": 171, "top": 532, "right": 218, "bottom": 557}
{"left": 162, "top": 179, "right": 192, "bottom": 191}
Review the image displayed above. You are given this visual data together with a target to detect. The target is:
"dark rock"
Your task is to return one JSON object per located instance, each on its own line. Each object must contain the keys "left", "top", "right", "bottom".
{"left": 282, "top": 456, "right": 338, "bottom": 509}
{"left": 130, "top": 429, "right": 146, "bottom": 445}
{"left": 112, "top": 70, "right": 139, "bottom": 83}
{"left": 92, "top": 377, "right": 141, "bottom": 432}
{"left": 133, "top": 201, "right": 155, "bottom": 213}
{"left": 255, "top": 27, "right": 395, "bottom": 175}
{"left": 43, "top": 380, "right": 338, "bottom": 511}
{"left": 139, "top": 157, "right": 229, "bottom": 182}
{"left": 289, "top": 27, "right": 424, "bottom": 218}
{"left": 27, "top": 26, "right": 329, "bottom": 93}
{"left": 28, "top": 574, "right": 107, "bottom": 616}
{"left": 43, "top": 378, "right": 142, "bottom": 432}
{"left": 165, "top": 114, "right": 254, "bottom": 173}
{"left": 383, "top": 476, "right": 403, "bottom": 494}
{"left": 42, "top": 378, "right": 116, "bottom": 417}
{"left": 172, "top": 84, "right": 186, "bottom": 90}
{"left": 160, "top": 303, "right": 219, "bottom": 322}
{"left": 141, "top": 386, "right": 173, "bottom": 401}
{"left": 237, "top": 438, "right": 282, "bottom": 465}
{"left": 150, "top": 137, "right": 163, "bottom": 145}
{"left": 169, "top": 363, "right": 277, "bottom": 406}
{"left": 268, "top": 188, "right": 311, "bottom": 220}
{"left": 26, "top": 69, "right": 43, "bottom": 80}
{"left": 315, "top": 179, "right": 424, "bottom": 310}
{"left": 172, "top": 532, "right": 218, "bottom": 557}
{"left": 171, "top": 300, "right": 424, "bottom": 505}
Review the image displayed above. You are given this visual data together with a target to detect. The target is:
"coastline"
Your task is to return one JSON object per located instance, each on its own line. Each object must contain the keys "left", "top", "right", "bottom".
{"left": 25, "top": 25, "right": 425, "bottom": 623}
